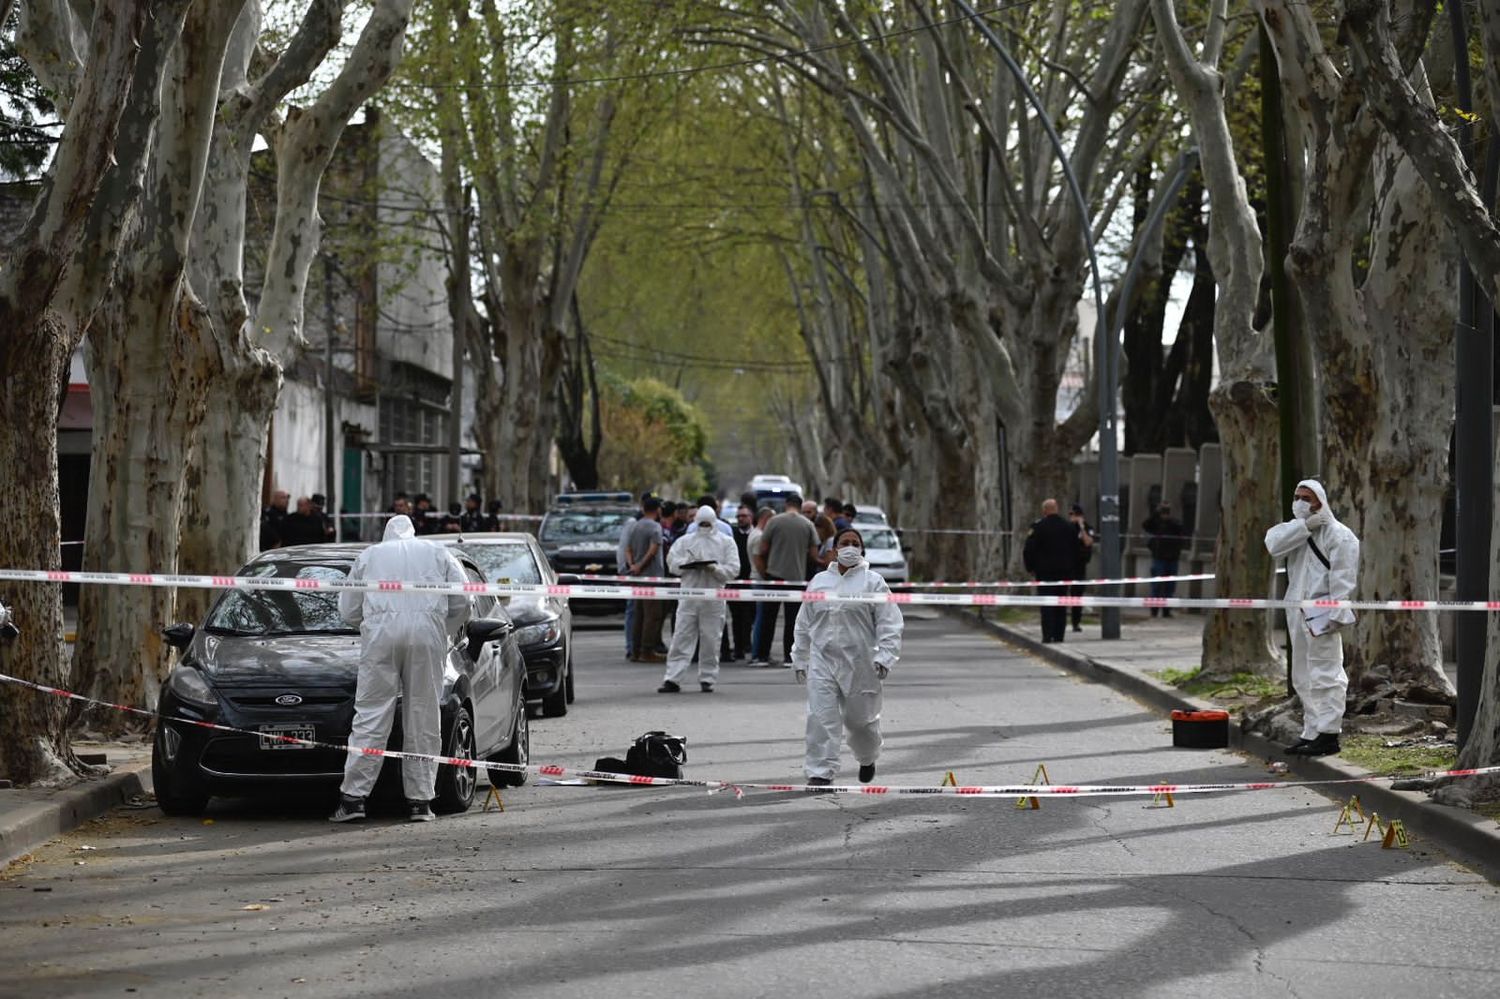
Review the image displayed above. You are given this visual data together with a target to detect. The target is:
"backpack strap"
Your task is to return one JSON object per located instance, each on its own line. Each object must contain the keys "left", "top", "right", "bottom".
{"left": 1307, "top": 536, "right": 1331, "bottom": 570}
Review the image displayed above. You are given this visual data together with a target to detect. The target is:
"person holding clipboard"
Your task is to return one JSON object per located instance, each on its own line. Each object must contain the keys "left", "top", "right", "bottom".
{"left": 658, "top": 506, "right": 741, "bottom": 694}
{"left": 1265, "top": 479, "right": 1361, "bottom": 757}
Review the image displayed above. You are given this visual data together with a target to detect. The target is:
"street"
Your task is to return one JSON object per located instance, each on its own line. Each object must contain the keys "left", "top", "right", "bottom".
{"left": 2, "top": 611, "right": 1497, "bottom": 999}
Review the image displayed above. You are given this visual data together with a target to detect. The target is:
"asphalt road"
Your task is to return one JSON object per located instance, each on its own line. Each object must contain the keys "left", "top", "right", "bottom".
{"left": 3, "top": 611, "right": 1498, "bottom": 998}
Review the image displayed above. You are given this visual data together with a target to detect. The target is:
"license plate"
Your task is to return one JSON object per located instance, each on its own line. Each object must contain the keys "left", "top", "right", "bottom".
{"left": 258, "top": 724, "right": 316, "bottom": 750}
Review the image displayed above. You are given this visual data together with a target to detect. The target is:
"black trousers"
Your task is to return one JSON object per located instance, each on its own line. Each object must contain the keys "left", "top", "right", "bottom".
{"left": 1069, "top": 582, "right": 1086, "bottom": 629}
{"left": 729, "top": 599, "right": 755, "bottom": 655}
{"left": 1038, "top": 583, "right": 1067, "bottom": 642}
{"left": 753, "top": 590, "right": 802, "bottom": 661}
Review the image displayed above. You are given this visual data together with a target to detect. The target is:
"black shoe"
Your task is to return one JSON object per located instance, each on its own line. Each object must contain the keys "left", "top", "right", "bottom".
{"left": 1287, "top": 733, "right": 1341, "bottom": 757}
{"left": 806, "top": 776, "right": 834, "bottom": 793}
{"left": 1150, "top": 608, "right": 1160, "bottom": 618}
{"left": 858, "top": 763, "right": 876, "bottom": 784}
{"left": 1162, "top": 609, "right": 1173, "bottom": 618}
{"left": 700, "top": 682, "right": 714, "bottom": 693}
{"left": 329, "top": 795, "right": 366, "bottom": 823}
{"left": 657, "top": 681, "right": 681, "bottom": 694}
{"left": 408, "top": 800, "right": 435, "bottom": 823}
{"left": 1284, "top": 738, "right": 1313, "bottom": 754}
{"left": 1072, "top": 625, "right": 1082, "bottom": 632}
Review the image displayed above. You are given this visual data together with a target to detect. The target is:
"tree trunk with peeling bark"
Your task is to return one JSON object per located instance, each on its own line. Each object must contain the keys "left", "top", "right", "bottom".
{"left": 0, "top": 0, "right": 173, "bottom": 780}
{"left": 74, "top": 0, "right": 250, "bottom": 721}
{"left": 1154, "top": 0, "right": 1281, "bottom": 678}
{"left": 176, "top": 0, "right": 412, "bottom": 604}
{"left": 1257, "top": 0, "right": 1454, "bottom": 699}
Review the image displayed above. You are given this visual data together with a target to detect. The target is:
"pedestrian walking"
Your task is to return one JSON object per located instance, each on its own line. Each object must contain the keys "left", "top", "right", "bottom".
{"left": 1068, "top": 503, "right": 1097, "bottom": 632}
{"left": 1022, "top": 498, "right": 1081, "bottom": 644}
{"left": 747, "top": 505, "right": 774, "bottom": 662}
{"left": 750, "top": 494, "right": 821, "bottom": 666}
{"left": 625, "top": 497, "right": 667, "bottom": 662}
{"left": 1143, "top": 503, "right": 1189, "bottom": 616}
{"left": 1266, "top": 479, "right": 1360, "bottom": 757}
{"left": 793, "top": 527, "right": 904, "bottom": 786}
{"left": 330, "top": 515, "right": 471, "bottom": 823}
{"left": 659, "top": 506, "right": 740, "bottom": 694}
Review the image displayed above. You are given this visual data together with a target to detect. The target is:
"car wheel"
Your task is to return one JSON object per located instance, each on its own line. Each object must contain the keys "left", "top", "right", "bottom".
{"left": 152, "top": 725, "right": 209, "bottom": 817}
{"left": 493, "top": 696, "right": 530, "bottom": 787}
{"left": 541, "top": 666, "right": 569, "bottom": 718}
{"left": 434, "top": 705, "right": 477, "bottom": 814}
{"left": 564, "top": 652, "right": 575, "bottom": 704}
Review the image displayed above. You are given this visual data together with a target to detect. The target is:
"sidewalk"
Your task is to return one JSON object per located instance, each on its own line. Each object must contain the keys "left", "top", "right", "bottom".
{"left": 954, "top": 607, "right": 1500, "bottom": 882}
{"left": 0, "top": 740, "right": 152, "bottom": 867}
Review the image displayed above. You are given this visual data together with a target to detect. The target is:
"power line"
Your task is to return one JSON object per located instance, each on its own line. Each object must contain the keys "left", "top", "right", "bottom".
{"left": 390, "top": 1, "right": 1041, "bottom": 91}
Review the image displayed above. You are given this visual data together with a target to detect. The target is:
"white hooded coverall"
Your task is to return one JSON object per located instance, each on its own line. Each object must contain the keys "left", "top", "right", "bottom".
{"left": 1265, "top": 479, "right": 1361, "bottom": 741}
{"left": 792, "top": 561, "right": 904, "bottom": 780}
{"left": 664, "top": 507, "right": 740, "bottom": 686}
{"left": 339, "top": 516, "right": 472, "bottom": 801}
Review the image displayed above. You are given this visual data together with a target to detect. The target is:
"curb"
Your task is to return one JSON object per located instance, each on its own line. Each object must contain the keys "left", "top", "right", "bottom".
{"left": 952, "top": 608, "right": 1500, "bottom": 883}
{"left": 0, "top": 760, "right": 151, "bottom": 867}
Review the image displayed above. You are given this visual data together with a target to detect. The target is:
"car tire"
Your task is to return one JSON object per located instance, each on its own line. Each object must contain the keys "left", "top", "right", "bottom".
{"left": 564, "top": 651, "right": 575, "bottom": 704}
{"left": 434, "top": 705, "right": 478, "bottom": 814}
{"left": 152, "top": 726, "right": 209, "bottom": 817}
{"left": 493, "top": 697, "right": 530, "bottom": 787}
{"left": 541, "top": 666, "right": 569, "bottom": 718}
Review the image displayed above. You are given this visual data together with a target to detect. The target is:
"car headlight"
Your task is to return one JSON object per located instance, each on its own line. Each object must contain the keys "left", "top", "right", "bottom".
{"left": 166, "top": 666, "right": 219, "bottom": 708}
{"left": 515, "top": 620, "right": 562, "bottom": 646}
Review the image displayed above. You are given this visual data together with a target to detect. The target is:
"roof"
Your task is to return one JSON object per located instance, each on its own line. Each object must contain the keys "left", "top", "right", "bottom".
{"left": 429, "top": 533, "right": 535, "bottom": 544}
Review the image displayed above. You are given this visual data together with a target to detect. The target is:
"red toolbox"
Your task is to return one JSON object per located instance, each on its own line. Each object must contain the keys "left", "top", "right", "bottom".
{"left": 1171, "top": 709, "right": 1230, "bottom": 749}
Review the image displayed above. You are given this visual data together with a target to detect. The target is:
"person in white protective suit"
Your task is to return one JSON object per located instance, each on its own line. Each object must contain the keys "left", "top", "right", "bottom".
{"left": 792, "top": 527, "right": 904, "bottom": 785}
{"left": 330, "top": 515, "right": 472, "bottom": 823}
{"left": 659, "top": 506, "right": 741, "bottom": 693}
{"left": 1265, "top": 479, "right": 1360, "bottom": 757}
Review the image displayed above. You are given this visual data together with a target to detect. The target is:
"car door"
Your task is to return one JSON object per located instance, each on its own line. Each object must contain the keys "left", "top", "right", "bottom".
{"left": 461, "top": 564, "right": 509, "bottom": 752}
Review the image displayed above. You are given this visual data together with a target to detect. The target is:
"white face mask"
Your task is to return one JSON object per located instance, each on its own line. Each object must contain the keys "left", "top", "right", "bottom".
{"left": 836, "top": 546, "right": 863, "bottom": 567}
{"left": 1291, "top": 499, "right": 1312, "bottom": 520}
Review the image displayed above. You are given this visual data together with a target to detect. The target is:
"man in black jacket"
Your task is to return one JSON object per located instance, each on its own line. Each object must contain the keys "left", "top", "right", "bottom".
{"left": 1144, "top": 503, "right": 1189, "bottom": 618}
{"left": 1023, "top": 498, "right": 1082, "bottom": 644}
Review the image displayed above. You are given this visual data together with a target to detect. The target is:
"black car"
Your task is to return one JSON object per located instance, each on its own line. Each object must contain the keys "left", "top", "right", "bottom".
{"left": 435, "top": 533, "right": 575, "bottom": 718}
{"left": 537, "top": 492, "right": 638, "bottom": 614}
{"left": 151, "top": 544, "right": 529, "bottom": 817}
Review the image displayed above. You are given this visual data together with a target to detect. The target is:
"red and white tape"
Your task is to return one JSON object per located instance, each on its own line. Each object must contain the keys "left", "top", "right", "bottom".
{"left": 0, "top": 566, "right": 1489, "bottom": 613}
{"left": 572, "top": 572, "right": 1218, "bottom": 589}
{"left": 0, "top": 670, "right": 1491, "bottom": 799}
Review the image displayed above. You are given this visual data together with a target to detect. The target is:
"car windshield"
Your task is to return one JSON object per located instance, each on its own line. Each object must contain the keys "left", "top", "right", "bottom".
{"left": 862, "top": 529, "right": 901, "bottom": 551}
{"left": 458, "top": 543, "right": 542, "bottom": 584}
{"left": 541, "top": 511, "right": 634, "bottom": 544}
{"left": 203, "top": 563, "right": 355, "bottom": 636}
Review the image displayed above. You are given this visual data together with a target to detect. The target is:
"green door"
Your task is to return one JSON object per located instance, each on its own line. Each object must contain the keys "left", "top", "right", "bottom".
{"left": 342, "top": 446, "right": 364, "bottom": 540}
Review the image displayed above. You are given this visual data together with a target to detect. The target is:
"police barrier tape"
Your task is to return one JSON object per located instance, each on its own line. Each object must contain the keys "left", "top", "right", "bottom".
{"left": 0, "top": 669, "right": 1493, "bottom": 799}
{"left": 0, "top": 566, "right": 1493, "bottom": 613}
{"left": 573, "top": 572, "right": 1219, "bottom": 589}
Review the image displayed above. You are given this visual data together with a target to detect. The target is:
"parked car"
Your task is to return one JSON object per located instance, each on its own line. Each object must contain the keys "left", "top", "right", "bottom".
{"left": 435, "top": 533, "right": 575, "bottom": 718}
{"left": 537, "top": 492, "right": 638, "bottom": 613}
{"left": 151, "top": 544, "right": 529, "bottom": 817}
{"left": 851, "top": 505, "right": 891, "bottom": 527}
{"left": 860, "top": 526, "right": 909, "bottom": 584}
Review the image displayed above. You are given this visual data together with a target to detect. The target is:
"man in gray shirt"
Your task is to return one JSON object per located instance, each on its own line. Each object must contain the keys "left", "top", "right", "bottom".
{"left": 749, "top": 494, "right": 821, "bottom": 665}
{"left": 626, "top": 497, "right": 667, "bottom": 662}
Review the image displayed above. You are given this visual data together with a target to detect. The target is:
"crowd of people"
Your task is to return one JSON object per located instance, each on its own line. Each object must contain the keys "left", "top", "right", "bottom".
{"left": 259, "top": 491, "right": 508, "bottom": 551}
{"left": 616, "top": 488, "right": 901, "bottom": 785}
